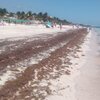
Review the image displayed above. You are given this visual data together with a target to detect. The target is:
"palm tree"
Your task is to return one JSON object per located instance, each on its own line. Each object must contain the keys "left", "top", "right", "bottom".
{"left": 38, "top": 12, "right": 43, "bottom": 17}
{"left": 36, "top": 12, "right": 43, "bottom": 21}
{"left": 16, "top": 11, "right": 26, "bottom": 19}
{"left": 43, "top": 12, "right": 48, "bottom": 22}
{"left": 0, "top": 8, "right": 7, "bottom": 17}
{"left": 16, "top": 11, "right": 21, "bottom": 19}
{"left": 26, "top": 11, "right": 33, "bottom": 20}
{"left": 20, "top": 11, "right": 25, "bottom": 19}
{"left": 9, "top": 12, "right": 14, "bottom": 17}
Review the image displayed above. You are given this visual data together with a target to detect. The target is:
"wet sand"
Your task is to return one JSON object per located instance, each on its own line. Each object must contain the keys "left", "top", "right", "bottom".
{"left": 75, "top": 29, "right": 100, "bottom": 100}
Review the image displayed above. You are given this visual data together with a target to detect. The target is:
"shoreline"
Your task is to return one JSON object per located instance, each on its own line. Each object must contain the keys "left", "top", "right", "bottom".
{"left": 75, "top": 29, "right": 100, "bottom": 100}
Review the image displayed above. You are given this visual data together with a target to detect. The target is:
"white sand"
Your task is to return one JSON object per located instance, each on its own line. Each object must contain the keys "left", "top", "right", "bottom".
{"left": 45, "top": 29, "right": 91, "bottom": 100}
{"left": 75, "top": 29, "right": 100, "bottom": 100}
{"left": 1, "top": 24, "right": 98, "bottom": 100}
{"left": 0, "top": 24, "right": 72, "bottom": 39}
{"left": 0, "top": 24, "right": 72, "bottom": 86}
{"left": 32, "top": 28, "right": 100, "bottom": 100}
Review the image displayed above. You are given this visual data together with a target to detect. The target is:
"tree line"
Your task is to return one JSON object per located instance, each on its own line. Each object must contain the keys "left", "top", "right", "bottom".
{"left": 0, "top": 8, "right": 72, "bottom": 25}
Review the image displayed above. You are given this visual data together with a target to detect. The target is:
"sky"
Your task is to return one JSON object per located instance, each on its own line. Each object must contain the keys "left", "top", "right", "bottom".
{"left": 0, "top": 0, "right": 100, "bottom": 26}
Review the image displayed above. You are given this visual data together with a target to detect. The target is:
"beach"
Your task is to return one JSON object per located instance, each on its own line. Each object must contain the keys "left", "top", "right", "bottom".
{"left": 0, "top": 0, "right": 100, "bottom": 99}
{"left": 0, "top": 24, "right": 72, "bottom": 39}
{"left": 0, "top": 24, "right": 99, "bottom": 100}
{"left": 75, "top": 28, "right": 100, "bottom": 100}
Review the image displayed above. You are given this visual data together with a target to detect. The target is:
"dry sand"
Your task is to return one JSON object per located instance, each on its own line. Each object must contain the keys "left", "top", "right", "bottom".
{"left": 0, "top": 25, "right": 88, "bottom": 100}
{"left": 0, "top": 24, "right": 72, "bottom": 39}
{"left": 1, "top": 24, "right": 96, "bottom": 100}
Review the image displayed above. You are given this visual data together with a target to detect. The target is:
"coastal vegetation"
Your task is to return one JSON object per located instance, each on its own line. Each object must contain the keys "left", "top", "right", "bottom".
{"left": 0, "top": 8, "right": 71, "bottom": 25}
